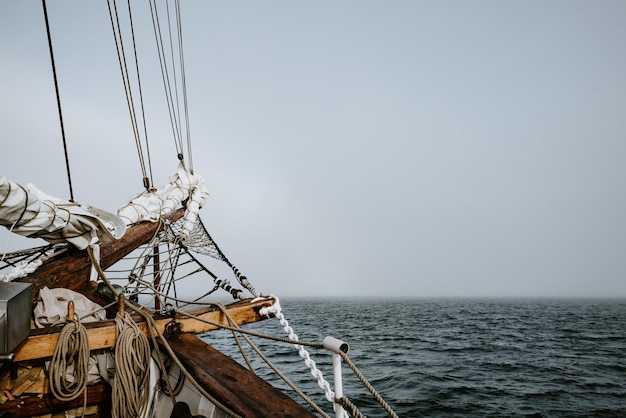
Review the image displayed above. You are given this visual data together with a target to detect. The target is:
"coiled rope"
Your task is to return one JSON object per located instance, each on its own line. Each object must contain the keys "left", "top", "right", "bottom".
{"left": 49, "top": 314, "right": 89, "bottom": 402}
{"left": 112, "top": 310, "right": 151, "bottom": 418}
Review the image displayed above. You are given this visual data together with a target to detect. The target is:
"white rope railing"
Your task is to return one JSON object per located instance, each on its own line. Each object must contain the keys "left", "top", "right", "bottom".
{"left": 260, "top": 296, "right": 336, "bottom": 403}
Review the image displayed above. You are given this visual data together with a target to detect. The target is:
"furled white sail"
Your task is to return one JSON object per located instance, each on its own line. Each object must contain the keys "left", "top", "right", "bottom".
{"left": 116, "top": 163, "right": 209, "bottom": 242}
{"left": 0, "top": 174, "right": 125, "bottom": 250}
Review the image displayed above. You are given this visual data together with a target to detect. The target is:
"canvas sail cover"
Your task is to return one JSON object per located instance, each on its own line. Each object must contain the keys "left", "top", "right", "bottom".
{"left": 0, "top": 174, "right": 125, "bottom": 250}
{"left": 116, "top": 163, "right": 209, "bottom": 242}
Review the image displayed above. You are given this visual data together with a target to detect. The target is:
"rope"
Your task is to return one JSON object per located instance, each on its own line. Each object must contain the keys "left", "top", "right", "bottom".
{"left": 336, "top": 397, "right": 366, "bottom": 418}
{"left": 173, "top": 0, "right": 193, "bottom": 172}
{"left": 339, "top": 352, "right": 399, "bottom": 418}
{"left": 116, "top": 217, "right": 257, "bottom": 303}
{"left": 148, "top": 0, "right": 185, "bottom": 162}
{"left": 41, "top": 0, "right": 74, "bottom": 202}
{"left": 125, "top": 0, "right": 154, "bottom": 188}
{"left": 164, "top": 0, "right": 183, "bottom": 151}
{"left": 260, "top": 298, "right": 336, "bottom": 404}
{"left": 229, "top": 322, "right": 255, "bottom": 373}
{"left": 48, "top": 317, "right": 89, "bottom": 403}
{"left": 112, "top": 311, "right": 151, "bottom": 418}
{"left": 106, "top": 0, "right": 152, "bottom": 190}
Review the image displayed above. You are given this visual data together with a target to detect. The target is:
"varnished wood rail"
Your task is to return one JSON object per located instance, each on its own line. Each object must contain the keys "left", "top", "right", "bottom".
{"left": 13, "top": 298, "right": 275, "bottom": 362}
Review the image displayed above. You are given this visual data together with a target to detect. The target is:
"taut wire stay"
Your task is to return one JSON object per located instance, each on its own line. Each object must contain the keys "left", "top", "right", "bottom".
{"left": 106, "top": 0, "right": 153, "bottom": 190}
{"left": 41, "top": 0, "right": 75, "bottom": 202}
{"left": 149, "top": 0, "right": 194, "bottom": 171}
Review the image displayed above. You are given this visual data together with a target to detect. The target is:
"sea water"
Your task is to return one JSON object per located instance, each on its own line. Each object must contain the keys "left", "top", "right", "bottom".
{"left": 201, "top": 298, "right": 626, "bottom": 417}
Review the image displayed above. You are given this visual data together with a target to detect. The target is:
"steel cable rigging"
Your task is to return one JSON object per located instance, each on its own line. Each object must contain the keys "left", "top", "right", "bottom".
{"left": 148, "top": 0, "right": 194, "bottom": 172}
{"left": 41, "top": 0, "right": 75, "bottom": 202}
{"left": 106, "top": 0, "right": 194, "bottom": 190}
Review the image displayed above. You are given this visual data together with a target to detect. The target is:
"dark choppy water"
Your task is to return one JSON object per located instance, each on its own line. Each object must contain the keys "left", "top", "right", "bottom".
{"left": 201, "top": 298, "right": 626, "bottom": 417}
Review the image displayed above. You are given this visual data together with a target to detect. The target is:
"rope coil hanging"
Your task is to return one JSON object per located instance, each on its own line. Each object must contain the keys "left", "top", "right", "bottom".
{"left": 112, "top": 303, "right": 151, "bottom": 418}
{"left": 48, "top": 304, "right": 90, "bottom": 402}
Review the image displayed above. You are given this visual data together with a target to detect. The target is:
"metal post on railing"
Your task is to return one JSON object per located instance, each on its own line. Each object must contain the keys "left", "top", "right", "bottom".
{"left": 323, "top": 336, "right": 350, "bottom": 418}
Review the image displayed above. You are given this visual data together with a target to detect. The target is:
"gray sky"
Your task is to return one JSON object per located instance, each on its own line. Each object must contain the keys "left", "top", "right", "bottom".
{"left": 1, "top": 1, "right": 625, "bottom": 298}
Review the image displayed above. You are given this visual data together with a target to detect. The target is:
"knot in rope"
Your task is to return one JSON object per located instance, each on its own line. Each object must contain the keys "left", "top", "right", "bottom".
{"left": 49, "top": 316, "right": 90, "bottom": 402}
{"left": 112, "top": 312, "right": 151, "bottom": 418}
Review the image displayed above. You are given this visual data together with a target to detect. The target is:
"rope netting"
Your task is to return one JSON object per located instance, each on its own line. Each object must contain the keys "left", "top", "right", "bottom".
{"left": 167, "top": 216, "right": 261, "bottom": 298}
{"left": 99, "top": 216, "right": 259, "bottom": 310}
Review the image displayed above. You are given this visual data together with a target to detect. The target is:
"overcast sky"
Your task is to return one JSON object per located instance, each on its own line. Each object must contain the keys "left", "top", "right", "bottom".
{"left": 1, "top": 1, "right": 625, "bottom": 298}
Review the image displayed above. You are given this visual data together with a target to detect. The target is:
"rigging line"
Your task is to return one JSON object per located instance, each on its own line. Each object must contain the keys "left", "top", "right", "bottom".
{"left": 167, "top": 0, "right": 193, "bottom": 171}
{"left": 41, "top": 0, "right": 74, "bottom": 202}
{"left": 340, "top": 351, "right": 399, "bottom": 418}
{"left": 113, "top": 0, "right": 150, "bottom": 188}
{"left": 165, "top": 1, "right": 183, "bottom": 152}
{"left": 149, "top": 0, "right": 184, "bottom": 159}
{"left": 175, "top": 0, "right": 193, "bottom": 172}
{"left": 109, "top": 0, "right": 142, "bottom": 165}
{"left": 106, "top": 0, "right": 149, "bottom": 187}
{"left": 126, "top": 0, "right": 154, "bottom": 189}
